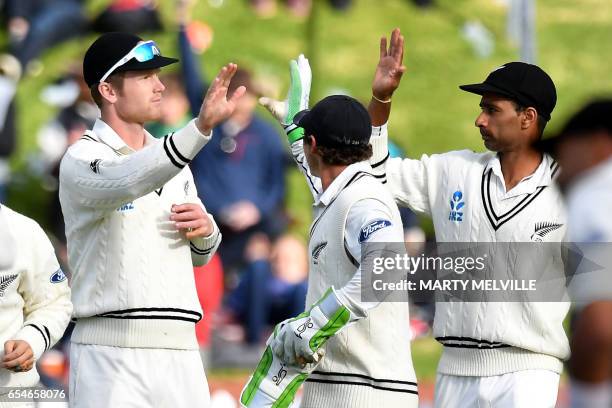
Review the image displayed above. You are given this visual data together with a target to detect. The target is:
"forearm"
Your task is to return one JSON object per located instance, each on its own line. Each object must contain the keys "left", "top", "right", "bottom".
{"left": 369, "top": 123, "right": 390, "bottom": 183}
{"left": 62, "top": 120, "right": 212, "bottom": 210}
{"left": 368, "top": 96, "right": 392, "bottom": 126}
{"left": 290, "top": 140, "right": 321, "bottom": 198}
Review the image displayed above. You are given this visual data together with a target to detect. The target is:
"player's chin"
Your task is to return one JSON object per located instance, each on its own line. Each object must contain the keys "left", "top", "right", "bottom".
{"left": 146, "top": 106, "right": 163, "bottom": 122}
{"left": 482, "top": 139, "right": 499, "bottom": 152}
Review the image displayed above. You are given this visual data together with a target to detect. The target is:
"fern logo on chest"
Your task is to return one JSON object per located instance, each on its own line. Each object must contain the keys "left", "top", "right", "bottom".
{"left": 531, "top": 222, "right": 563, "bottom": 242}
{"left": 0, "top": 274, "right": 18, "bottom": 297}
{"left": 311, "top": 242, "right": 327, "bottom": 264}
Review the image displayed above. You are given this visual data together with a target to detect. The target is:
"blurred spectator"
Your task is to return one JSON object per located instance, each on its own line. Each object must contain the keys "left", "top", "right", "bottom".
{"left": 91, "top": 0, "right": 163, "bottom": 34}
{"left": 542, "top": 100, "right": 612, "bottom": 408}
{"left": 35, "top": 66, "right": 98, "bottom": 260}
{"left": 249, "top": 0, "right": 352, "bottom": 18}
{"left": 0, "top": 54, "right": 20, "bottom": 203}
{"left": 411, "top": 0, "right": 434, "bottom": 8}
{"left": 166, "top": 16, "right": 288, "bottom": 273}
{"left": 190, "top": 68, "right": 288, "bottom": 273}
{"left": 226, "top": 234, "right": 308, "bottom": 345}
{"left": 3, "top": 0, "right": 87, "bottom": 73}
{"left": 194, "top": 254, "right": 225, "bottom": 368}
{"left": 250, "top": 0, "right": 311, "bottom": 18}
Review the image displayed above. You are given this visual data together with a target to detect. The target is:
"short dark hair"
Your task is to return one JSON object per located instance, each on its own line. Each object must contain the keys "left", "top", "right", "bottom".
{"left": 229, "top": 68, "right": 258, "bottom": 97}
{"left": 514, "top": 102, "right": 547, "bottom": 137}
{"left": 90, "top": 72, "right": 126, "bottom": 108}
{"left": 304, "top": 136, "right": 373, "bottom": 165}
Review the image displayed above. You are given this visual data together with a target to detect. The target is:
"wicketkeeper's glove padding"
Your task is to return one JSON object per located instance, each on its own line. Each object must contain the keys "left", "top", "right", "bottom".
{"left": 259, "top": 54, "right": 311, "bottom": 144}
{"left": 240, "top": 287, "right": 353, "bottom": 408}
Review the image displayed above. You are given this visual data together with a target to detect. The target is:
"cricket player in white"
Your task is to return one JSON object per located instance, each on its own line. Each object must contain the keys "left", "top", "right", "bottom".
{"left": 1, "top": 204, "right": 72, "bottom": 408}
{"left": 367, "top": 29, "right": 569, "bottom": 407}
{"left": 59, "top": 32, "right": 245, "bottom": 407}
{"left": 241, "top": 57, "right": 418, "bottom": 408}
{"left": 541, "top": 100, "right": 612, "bottom": 408}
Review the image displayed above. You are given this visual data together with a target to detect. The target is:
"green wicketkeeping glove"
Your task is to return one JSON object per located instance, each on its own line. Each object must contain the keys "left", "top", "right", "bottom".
{"left": 240, "top": 287, "right": 353, "bottom": 408}
{"left": 259, "top": 54, "right": 311, "bottom": 144}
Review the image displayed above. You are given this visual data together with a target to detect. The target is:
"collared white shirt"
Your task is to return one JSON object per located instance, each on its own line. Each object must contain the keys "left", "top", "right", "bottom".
{"left": 484, "top": 152, "right": 556, "bottom": 213}
{"left": 59, "top": 118, "right": 220, "bottom": 349}
{"left": 292, "top": 142, "right": 405, "bottom": 316}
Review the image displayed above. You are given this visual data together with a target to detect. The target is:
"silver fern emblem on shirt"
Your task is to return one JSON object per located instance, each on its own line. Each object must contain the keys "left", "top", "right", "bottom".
{"left": 0, "top": 274, "right": 18, "bottom": 297}
{"left": 311, "top": 242, "right": 327, "bottom": 264}
{"left": 531, "top": 222, "right": 563, "bottom": 242}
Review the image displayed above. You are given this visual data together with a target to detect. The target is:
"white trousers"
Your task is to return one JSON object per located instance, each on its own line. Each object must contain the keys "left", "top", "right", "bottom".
{"left": 434, "top": 370, "right": 560, "bottom": 408}
{"left": 69, "top": 343, "right": 210, "bottom": 408}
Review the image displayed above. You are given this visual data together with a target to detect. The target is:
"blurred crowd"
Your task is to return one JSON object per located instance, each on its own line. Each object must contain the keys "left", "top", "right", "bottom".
{"left": 0, "top": 1, "right": 609, "bottom": 408}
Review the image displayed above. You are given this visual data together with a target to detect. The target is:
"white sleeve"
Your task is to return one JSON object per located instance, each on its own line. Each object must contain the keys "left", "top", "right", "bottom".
{"left": 334, "top": 199, "right": 405, "bottom": 318}
{"left": 13, "top": 220, "right": 72, "bottom": 360}
{"left": 60, "top": 119, "right": 212, "bottom": 211}
{"left": 184, "top": 169, "right": 221, "bottom": 266}
{"left": 369, "top": 123, "right": 432, "bottom": 215}
{"left": 290, "top": 139, "right": 322, "bottom": 199}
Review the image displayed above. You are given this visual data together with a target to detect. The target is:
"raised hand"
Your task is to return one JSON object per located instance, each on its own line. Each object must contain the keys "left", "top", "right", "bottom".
{"left": 372, "top": 28, "right": 406, "bottom": 102}
{"left": 195, "top": 63, "right": 246, "bottom": 135}
{"left": 259, "top": 54, "right": 311, "bottom": 143}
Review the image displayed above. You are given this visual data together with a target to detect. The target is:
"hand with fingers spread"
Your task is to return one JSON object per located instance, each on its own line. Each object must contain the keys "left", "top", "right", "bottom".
{"left": 259, "top": 54, "right": 311, "bottom": 144}
{"left": 196, "top": 63, "right": 247, "bottom": 135}
{"left": 372, "top": 28, "right": 406, "bottom": 102}
{"left": 3, "top": 340, "right": 34, "bottom": 373}
{"left": 170, "top": 203, "right": 214, "bottom": 239}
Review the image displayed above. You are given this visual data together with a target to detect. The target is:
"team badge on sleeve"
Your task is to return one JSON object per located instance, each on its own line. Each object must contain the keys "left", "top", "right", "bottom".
{"left": 359, "top": 219, "right": 392, "bottom": 243}
{"left": 50, "top": 268, "right": 67, "bottom": 283}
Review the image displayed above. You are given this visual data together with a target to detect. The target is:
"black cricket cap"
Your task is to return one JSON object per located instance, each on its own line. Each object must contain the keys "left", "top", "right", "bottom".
{"left": 294, "top": 95, "right": 371, "bottom": 147}
{"left": 459, "top": 62, "right": 557, "bottom": 121}
{"left": 539, "top": 99, "right": 612, "bottom": 153}
{"left": 83, "top": 32, "right": 178, "bottom": 88}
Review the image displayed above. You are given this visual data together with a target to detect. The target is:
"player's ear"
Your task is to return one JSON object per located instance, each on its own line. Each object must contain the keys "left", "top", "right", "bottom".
{"left": 304, "top": 135, "right": 316, "bottom": 152}
{"left": 98, "top": 82, "right": 118, "bottom": 104}
{"left": 521, "top": 107, "right": 537, "bottom": 130}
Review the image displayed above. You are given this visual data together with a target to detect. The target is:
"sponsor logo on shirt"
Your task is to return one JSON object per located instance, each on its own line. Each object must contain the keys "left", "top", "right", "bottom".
{"left": 531, "top": 222, "right": 563, "bottom": 242}
{"left": 359, "top": 219, "right": 392, "bottom": 243}
{"left": 0, "top": 274, "right": 18, "bottom": 297}
{"left": 117, "top": 202, "right": 135, "bottom": 212}
{"left": 50, "top": 268, "right": 67, "bottom": 284}
{"left": 449, "top": 191, "right": 465, "bottom": 222}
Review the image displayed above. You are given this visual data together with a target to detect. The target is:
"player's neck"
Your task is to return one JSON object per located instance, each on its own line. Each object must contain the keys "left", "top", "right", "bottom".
{"left": 498, "top": 148, "right": 543, "bottom": 191}
{"left": 319, "top": 164, "right": 348, "bottom": 191}
{"left": 101, "top": 112, "right": 146, "bottom": 151}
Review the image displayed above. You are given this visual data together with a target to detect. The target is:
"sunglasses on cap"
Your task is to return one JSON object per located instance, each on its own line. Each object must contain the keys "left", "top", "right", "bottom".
{"left": 99, "top": 40, "right": 161, "bottom": 83}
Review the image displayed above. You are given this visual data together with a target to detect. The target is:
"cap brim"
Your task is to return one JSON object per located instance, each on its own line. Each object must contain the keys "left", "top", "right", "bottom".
{"left": 459, "top": 82, "right": 517, "bottom": 100}
{"left": 293, "top": 109, "right": 311, "bottom": 129}
{"left": 115, "top": 56, "right": 179, "bottom": 74}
